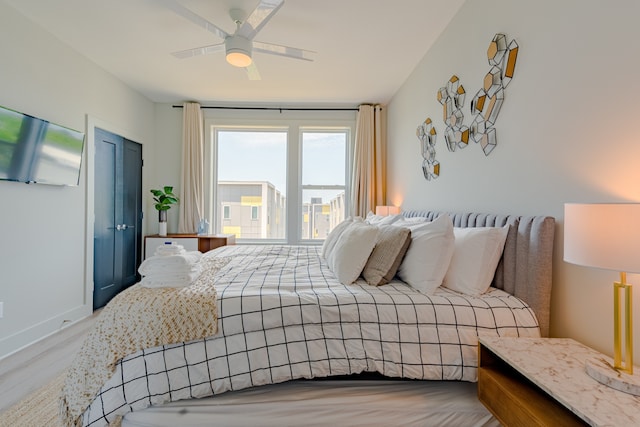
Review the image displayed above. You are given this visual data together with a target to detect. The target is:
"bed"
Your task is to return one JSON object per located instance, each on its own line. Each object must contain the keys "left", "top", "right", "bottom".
{"left": 62, "top": 210, "right": 555, "bottom": 427}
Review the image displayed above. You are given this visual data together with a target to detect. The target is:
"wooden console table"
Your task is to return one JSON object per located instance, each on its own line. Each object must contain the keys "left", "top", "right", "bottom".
{"left": 144, "top": 233, "right": 235, "bottom": 259}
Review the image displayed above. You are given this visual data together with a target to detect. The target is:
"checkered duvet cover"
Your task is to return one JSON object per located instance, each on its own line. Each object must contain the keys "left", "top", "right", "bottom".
{"left": 81, "top": 245, "right": 539, "bottom": 426}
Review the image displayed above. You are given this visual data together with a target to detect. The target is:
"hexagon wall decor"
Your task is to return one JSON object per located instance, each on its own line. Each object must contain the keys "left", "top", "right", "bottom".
{"left": 417, "top": 118, "right": 439, "bottom": 180}
{"left": 416, "top": 33, "right": 519, "bottom": 181}
{"left": 438, "top": 75, "right": 469, "bottom": 152}
{"left": 470, "top": 33, "right": 519, "bottom": 156}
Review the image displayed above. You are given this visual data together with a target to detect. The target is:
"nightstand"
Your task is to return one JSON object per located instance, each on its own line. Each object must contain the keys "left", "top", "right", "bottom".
{"left": 478, "top": 337, "right": 640, "bottom": 426}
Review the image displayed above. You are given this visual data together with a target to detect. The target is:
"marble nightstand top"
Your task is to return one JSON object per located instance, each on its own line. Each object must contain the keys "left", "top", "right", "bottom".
{"left": 479, "top": 337, "right": 640, "bottom": 426}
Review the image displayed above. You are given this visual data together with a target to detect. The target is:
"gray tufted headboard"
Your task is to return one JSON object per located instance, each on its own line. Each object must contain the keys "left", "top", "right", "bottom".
{"left": 402, "top": 210, "right": 555, "bottom": 337}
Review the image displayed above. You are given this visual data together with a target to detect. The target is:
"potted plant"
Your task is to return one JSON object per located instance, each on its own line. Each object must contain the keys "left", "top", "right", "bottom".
{"left": 150, "top": 186, "right": 179, "bottom": 236}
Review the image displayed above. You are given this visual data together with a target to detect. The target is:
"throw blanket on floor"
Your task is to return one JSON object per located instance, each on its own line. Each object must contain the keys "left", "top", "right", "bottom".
{"left": 59, "top": 256, "right": 230, "bottom": 427}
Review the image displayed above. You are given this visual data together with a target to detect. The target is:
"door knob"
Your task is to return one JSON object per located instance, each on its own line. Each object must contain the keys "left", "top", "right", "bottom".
{"left": 113, "top": 224, "right": 135, "bottom": 231}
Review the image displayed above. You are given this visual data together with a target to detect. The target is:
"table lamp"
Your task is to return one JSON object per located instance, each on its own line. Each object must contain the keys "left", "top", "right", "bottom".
{"left": 564, "top": 203, "right": 640, "bottom": 396}
{"left": 375, "top": 206, "right": 400, "bottom": 216}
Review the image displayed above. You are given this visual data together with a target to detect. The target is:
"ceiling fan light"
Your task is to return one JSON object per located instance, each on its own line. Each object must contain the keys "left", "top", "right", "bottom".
{"left": 225, "top": 36, "right": 252, "bottom": 67}
{"left": 226, "top": 51, "right": 252, "bottom": 67}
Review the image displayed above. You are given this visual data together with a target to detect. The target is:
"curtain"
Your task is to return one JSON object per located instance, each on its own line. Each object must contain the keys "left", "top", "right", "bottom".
{"left": 178, "top": 102, "right": 205, "bottom": 233}
{"left": 350, "top": 104, "right": 385, "bottom": 217}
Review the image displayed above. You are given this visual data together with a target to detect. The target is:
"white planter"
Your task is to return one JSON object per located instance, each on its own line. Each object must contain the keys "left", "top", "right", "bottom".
{"left": 158, "top": 221, "right": 167, "bottom": 237}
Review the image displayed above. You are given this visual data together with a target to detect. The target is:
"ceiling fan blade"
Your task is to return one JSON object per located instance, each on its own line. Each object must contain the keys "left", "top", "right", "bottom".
{"left": 159, "top": 0, "right": 229, "bottom": 40}
{"left": 245, "top": 63, "right": 262, "bottom": 81}
{"left": 237, "top": 0, "right": 284, "bottom": 40}
{"left": 171, "top": 43, "right": 225, "bottom": 59}
{"left": 253, "top": 41, "right": 315, "bottom": 61}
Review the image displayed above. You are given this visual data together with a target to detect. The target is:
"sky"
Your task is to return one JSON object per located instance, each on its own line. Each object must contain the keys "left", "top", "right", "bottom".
{"left": 217, "top": 130, "right": 346, "bottom": 203}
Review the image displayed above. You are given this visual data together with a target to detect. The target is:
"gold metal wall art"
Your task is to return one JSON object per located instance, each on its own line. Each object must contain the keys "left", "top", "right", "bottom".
{"left": 416, "top": 33, "right": 518, "bottom": 181}
{"left": 438, "top": 75, "right": 469, "bottom": 152}
{"left": 417, "top": 118, "right": 439, "bottom": 180}
{"left": 470, "top": 33, "right": 519, "bottom": 156}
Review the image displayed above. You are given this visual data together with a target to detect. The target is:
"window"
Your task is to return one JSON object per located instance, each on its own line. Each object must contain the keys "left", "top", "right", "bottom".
{"left": 301, "top": 131, "right": 347, "bottom": 240}
{"left": 207, "top": 118, "right": 353, "bottom": 244}
{"left": 215, "top": 130, "right": 287, "bottom": 240}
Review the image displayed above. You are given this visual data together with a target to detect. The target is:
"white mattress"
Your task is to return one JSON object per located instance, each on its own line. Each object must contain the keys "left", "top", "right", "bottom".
{"left": 121, "top": 379, "right": 499, "bottom": 427}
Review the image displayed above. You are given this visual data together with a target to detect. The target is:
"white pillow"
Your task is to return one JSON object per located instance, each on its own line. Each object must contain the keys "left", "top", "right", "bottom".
{"left": 393, "top": 216, "right": 428, "bottom": 226}
{"left": 321, "top": 217, "right": 355, "bottom": 259}
{"left": 396, "top": 214, "right": 455, "bottom": 294}
{"left": 442, "top": 225, "right": 509, "bottom": 296}
{"left": 365, "top": 211, "right": 404, "bottom": 226}
{"left": 327, "top": 221, "right": 379, "bottom": 285}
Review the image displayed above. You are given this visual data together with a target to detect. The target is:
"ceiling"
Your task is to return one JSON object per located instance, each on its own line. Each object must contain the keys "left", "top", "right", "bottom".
{"left": 4, "top": 0, "right": 464, "bottom": 106}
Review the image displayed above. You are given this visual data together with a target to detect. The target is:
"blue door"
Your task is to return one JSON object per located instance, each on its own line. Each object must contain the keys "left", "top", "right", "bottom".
{"left": 93, "top": 127, "right": 142, "bottom": 309}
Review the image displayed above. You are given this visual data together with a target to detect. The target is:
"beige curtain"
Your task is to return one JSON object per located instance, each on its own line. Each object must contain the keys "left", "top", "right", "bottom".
{"left": 350, "top": 104, "right": 386, "bottom": 217}
{"left": 178, "top": 102, "right": 205, "bottom": 233}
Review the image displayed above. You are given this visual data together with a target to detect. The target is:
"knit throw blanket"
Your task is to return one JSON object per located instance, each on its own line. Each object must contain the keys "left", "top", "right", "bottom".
{"left": 59, "top": 256, "right": 231, "bottom": 427}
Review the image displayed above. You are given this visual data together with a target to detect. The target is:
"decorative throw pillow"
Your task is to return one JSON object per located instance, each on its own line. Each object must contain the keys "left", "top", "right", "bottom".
{"left": 442, "top": 225, "right": 509, "bottom": 296}
{"left": 396, "top": 214, "right": 455, "bottom": 294}
{"left": 321, "top": 217, "right": 355, "bottom": 259}
{"left": 362, "top": 225, "right": 412, "bottom": 286}
{"left": 327, "top": 221, "right": 379, "bottom": 285}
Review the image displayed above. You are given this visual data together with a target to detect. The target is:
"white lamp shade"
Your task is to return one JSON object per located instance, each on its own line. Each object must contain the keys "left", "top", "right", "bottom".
{"left": 564, "top": 203, "right": 640, "bottom": 273}
{"left": 375, "top": 206, "right": 400, "bottom": 216}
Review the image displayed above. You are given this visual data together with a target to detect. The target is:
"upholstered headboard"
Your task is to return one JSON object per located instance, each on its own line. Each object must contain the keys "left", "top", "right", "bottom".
{"left": 402, "top": 210, "right": 555, "bottom": 337}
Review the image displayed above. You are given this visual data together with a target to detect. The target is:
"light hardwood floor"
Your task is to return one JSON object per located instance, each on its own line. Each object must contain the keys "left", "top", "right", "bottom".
{"left": 0, "top": 311, "right": 100, "bottom": 413}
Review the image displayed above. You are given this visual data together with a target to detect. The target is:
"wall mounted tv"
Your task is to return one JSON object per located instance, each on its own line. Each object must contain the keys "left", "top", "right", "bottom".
{"left": 0, "top": 105, "right": 85, "bottom": 186}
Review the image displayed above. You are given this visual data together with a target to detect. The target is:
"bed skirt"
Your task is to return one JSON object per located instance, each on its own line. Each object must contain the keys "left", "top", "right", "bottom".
{"left": 121, "top": 378, "right": 499, "bottom": 427}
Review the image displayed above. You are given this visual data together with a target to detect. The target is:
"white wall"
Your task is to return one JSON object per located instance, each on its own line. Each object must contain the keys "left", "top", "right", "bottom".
{"left": 148, "top": 104, "right": 183, "bottom": 235}
{"left": 387, "top": 0, "right": 640, "bottom": 363}
{"left": 0, "top": 2, "right": 155, "bottom": 358}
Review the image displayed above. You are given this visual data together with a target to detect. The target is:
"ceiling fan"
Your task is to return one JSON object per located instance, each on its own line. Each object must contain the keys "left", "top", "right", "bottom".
{"left": 160, "top": 0, "right": 315, "bottom": 80}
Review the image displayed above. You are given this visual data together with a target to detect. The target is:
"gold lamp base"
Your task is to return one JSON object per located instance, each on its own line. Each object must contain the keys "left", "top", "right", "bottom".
{"left": 585, "top": 356, "right": 640, "bottom": 396}
{"left": 586, "top": 272, "right": 640, "bottom": 396}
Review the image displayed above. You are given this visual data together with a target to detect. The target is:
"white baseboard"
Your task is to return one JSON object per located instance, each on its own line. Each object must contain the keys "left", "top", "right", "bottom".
{"left": 0, "top": 304, "right": 92, "bottom": 360}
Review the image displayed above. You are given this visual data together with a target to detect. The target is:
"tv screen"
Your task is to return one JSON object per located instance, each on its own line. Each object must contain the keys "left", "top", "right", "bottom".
{"left": 0, "top": 105, "right": 85, "bottom": 186}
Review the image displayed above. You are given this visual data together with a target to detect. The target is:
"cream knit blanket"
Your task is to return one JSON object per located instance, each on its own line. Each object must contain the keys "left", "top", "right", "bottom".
{"left": 59, "top": 256, "right": 231, "bottom": 427}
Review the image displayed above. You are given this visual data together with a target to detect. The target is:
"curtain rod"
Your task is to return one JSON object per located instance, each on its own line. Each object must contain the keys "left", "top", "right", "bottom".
{"left": 172, "top": 105, "right": 361, "bottom": 112}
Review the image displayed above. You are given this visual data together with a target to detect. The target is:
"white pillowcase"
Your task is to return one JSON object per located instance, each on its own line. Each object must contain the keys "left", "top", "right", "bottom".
{"left": 322, "top": 217, "right": 360, "bottom": 259}
{"left": 327, "top": 221, "right": 379, "bottom": 285}
{"left": 393, "top": 216, "right": 428, "bottom": 226}
{"left": 442, "top": 225, "right": 509, "bottom": 296}
{"left": 396, "top": 214, "right": 455, "bottom": 294}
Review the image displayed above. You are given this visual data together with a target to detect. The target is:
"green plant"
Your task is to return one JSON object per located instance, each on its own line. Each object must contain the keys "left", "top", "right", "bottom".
{"left": 150, "top": 186, "right": 179, "bottom": 211}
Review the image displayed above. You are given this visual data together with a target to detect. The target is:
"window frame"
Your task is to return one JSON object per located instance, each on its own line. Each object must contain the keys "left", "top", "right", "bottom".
{"left": 204, "top": 112, "right": 355, "bottom": 245}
